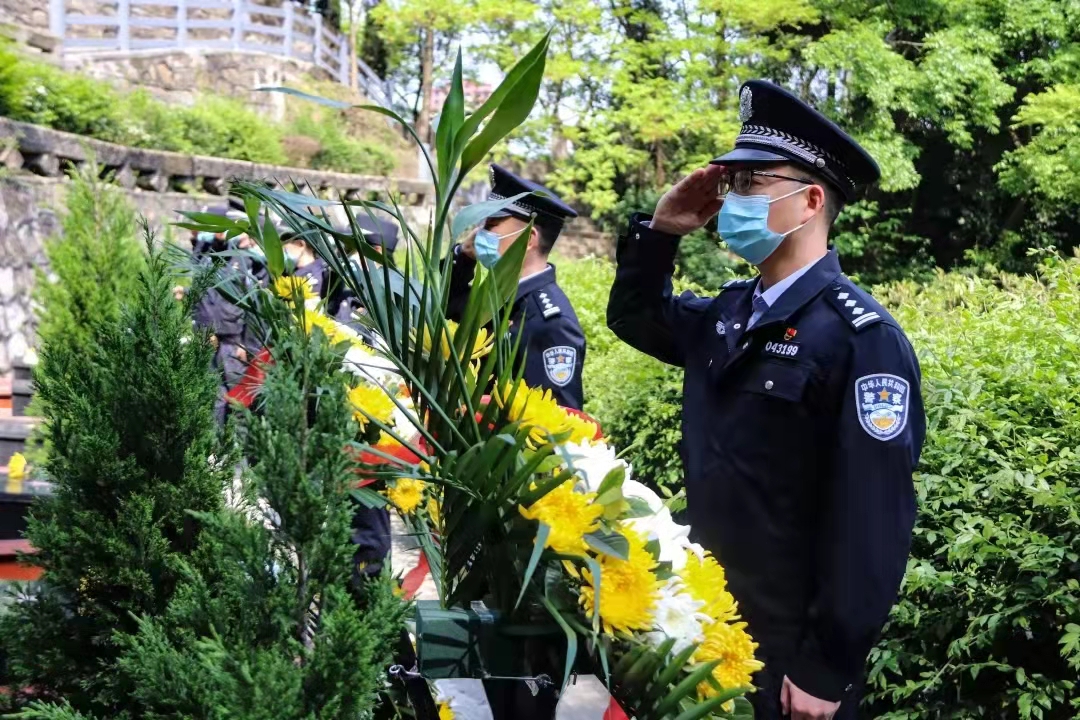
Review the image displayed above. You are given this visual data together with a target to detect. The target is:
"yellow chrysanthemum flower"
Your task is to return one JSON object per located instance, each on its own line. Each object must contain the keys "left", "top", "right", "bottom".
{"left": 519, "top": 480, "right": 603, "bottom": 556}
{"left": 438, "top": 701, "right": 455, "bottom": 720}
{"left": 579, "top": 529, "right": 663, "bottom": 636}
{"left": 347, "top": 384, "right": 395, "bottom": 428}
{"left": 680, "top": 549, "right": 739, "bottom": 622}
{"left": 273, "top": 275, "right": 317, "bottom": 300}
{"left": 495, "top": 381, "right": 598, "bottom": 447}
{"left": 7, "top": 452, "right": 27, "bottom": 481}
{"left": 693, "top": 620, "right": 764, "bottom": 699}
{"left": 384, "top": 478, "right": 426, "bottom": 514}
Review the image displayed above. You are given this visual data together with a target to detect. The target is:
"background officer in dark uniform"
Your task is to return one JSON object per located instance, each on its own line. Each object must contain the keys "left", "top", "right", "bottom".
{"left": 608, "top": 81, "right": 925, "bottom": 720}
{"left": 448, "top": 164, "right": 586, "bottom": 409}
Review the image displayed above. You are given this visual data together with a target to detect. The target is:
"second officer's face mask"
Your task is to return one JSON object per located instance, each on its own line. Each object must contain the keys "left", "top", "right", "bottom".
{"left": 474, "top": 227, "right": 519, "bottom": 269}
{"left": 717, "top": 185, "right": 814, "bottom": 266}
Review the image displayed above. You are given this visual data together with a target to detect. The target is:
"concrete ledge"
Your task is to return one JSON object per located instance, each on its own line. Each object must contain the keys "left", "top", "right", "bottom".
{"left": 1, "top": 117, "right": 433, "bottom": 206}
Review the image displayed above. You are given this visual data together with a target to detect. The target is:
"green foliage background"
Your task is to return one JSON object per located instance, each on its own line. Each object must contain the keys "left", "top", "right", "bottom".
{"left": 373, "top": 0, "right": 1080, "bottom": 285}
{"left": 559, "top": 252, "right": 1080, "bottom": 718}
{"left": 0, "top": 44, "right": 396, "bottom": 175}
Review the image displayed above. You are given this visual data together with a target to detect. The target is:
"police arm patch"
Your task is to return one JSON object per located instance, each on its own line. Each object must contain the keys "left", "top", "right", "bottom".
{"left": 543, "top": 345, "right": 577, "bottom": 387}
{"left": 855, "top": 373, "right": 910, "bottom": 441}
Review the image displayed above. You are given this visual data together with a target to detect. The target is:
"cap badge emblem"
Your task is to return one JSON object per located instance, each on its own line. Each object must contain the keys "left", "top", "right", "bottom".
{"left": 739, "top": 86, "right": 753, "bottom": 122}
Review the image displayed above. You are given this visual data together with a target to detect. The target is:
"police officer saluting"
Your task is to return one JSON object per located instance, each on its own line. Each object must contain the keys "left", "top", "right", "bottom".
{"left": 449, "top": 164, "right": 586, "bottom": 409}
{"left": 608, "top": 81, "right": 925, "bottom": 719}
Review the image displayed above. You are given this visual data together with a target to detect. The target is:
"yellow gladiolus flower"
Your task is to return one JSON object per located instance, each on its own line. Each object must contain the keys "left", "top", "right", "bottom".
{"left": 426, "top": 497, "right": 442, "bottom": 529}
{"left": 693, "top": 620, "right": 764, "bottom": 699}
{"left": 273, "top": 276, "right": 317, "bottom": 300}
{"left": 519, "top": 480, "right": 603, "bottom": 556}
{"left": 419, "top": 321, "right": 494, "bottom": 362}
{"left": 495, "top": 381, "right": 598, "bottom": 447}
{"left": 347, "top": 384, "right": 395, "bottom": 428}
{"left": 384, "top": 478, "right": 426, "bottom": 514}
{"left": 305, "top": 310, "right": 360, "bottom": 346}
{"left": 680, "top": 549, "right": 738, "bottom": 622}
{"left": 579, "top": 529, "right": 663, "bottom": 636}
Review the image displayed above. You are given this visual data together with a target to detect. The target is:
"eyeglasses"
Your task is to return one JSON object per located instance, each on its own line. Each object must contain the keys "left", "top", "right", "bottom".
{"left": 717, "top": 170, "right": 813, "bottom": 197}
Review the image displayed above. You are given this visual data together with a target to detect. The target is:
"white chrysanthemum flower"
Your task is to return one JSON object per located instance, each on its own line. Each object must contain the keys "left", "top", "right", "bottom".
{"left": 561, "top": 440, "right": 631, "bottom": 493}
{"left": 646, "top": 578, "right": 711, "bottom": 656}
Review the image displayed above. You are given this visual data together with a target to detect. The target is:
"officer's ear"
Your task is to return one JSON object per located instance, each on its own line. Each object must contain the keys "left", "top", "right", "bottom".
{"left": 527, "top": 226, "right": 542, "bottom": 254}
{"left": 805, "top": 183, "right": 827, "bottom": 222}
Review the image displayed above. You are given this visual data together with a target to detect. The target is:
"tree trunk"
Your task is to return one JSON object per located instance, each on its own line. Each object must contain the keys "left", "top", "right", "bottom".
{"left": 417, "top": 25, "right": 435, "bottom": 145}
{"left": 654, "top": 141, "right": 666, "bottom": 187}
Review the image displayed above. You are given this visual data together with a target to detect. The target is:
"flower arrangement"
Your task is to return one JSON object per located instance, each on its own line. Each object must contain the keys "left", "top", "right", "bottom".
{"left": 184, "top": 33, "right": 762, "bottom": 720}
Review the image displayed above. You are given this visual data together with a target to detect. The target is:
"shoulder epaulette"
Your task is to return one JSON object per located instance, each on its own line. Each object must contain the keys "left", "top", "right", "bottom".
{"left": 536, "top": 290, "right": 562, "bottom": 320}
{"left": 721, "top": 278, "right": 755, "bottom": 290}
{"left": 825, "top": 281, "right": 884, "bottom": 332}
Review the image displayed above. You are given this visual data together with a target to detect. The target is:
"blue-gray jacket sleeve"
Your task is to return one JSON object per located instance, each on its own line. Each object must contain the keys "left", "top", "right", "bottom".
{"left": 606, "top": 213, "right": 711, "bottom": 368}
{"left": 788, "top": 322, "right": 924, "bottom": 701}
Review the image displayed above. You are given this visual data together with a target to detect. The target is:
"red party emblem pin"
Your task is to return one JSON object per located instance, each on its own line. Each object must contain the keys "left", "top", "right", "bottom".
{"left": 784, "top": 327, "right": 797, "bottom": 341}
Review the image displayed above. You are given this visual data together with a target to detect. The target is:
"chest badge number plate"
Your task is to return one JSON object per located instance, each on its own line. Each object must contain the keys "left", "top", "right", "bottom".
{"left": 763, "top": 340, "right": 799, "bottom": 358}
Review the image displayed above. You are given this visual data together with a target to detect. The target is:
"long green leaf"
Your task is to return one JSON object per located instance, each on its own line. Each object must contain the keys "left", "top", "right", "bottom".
{"left": 515, "top": 522, "right": 550, "bottom": 611}
{"left": 454, "top": 31, "right": 551, "bottom": 160}
{"left": 671, "top": 691, "right": 746, "bottom": 720}
{"left": 584, "top": 531, "right": 629, "bottom": 561}
{"left": 450, "top": 192, "right": 535, "bottom": 240}
{"left": 260, "top": 213, "right": 284, "bottom": 278}
{"left": 539, "top": 593, "right": 577, "bottom": 691}
{"left": 459, "top": 34, "right": 550, "bottom": 175}
{"left": 436, "top": 49, "right": 465, "bottom": 191}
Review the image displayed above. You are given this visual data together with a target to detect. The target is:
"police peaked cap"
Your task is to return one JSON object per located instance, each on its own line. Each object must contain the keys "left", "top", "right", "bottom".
{"left": 711, "top": 80, "right": 881, "bottom": 202}
{"left": 486, "top": 164, "right": 578, "bottom": 237}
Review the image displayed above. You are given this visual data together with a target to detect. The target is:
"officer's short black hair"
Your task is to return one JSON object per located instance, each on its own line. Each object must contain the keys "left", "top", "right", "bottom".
{"left": 536, "top": 223, "right": 559, "bottom": 256}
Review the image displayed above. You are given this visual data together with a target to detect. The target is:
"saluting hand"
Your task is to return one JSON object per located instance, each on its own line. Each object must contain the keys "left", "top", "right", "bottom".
{"left": 651, "top": 164, "right": 726, "bottom": 236}
{"left": 781, "top": 676, "right": 840, "bottom": 720}
{"left": 460, "top": 227, "right": 478, "bottom": 260}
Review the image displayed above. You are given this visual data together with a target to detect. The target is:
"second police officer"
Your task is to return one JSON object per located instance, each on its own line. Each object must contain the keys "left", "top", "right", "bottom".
{"left": 448, "top": 164, "right": 586, "bottom": 409}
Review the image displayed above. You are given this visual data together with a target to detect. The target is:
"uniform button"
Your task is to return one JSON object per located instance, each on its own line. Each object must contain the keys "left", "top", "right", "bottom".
{"left": 708, "top": 359, "right": 713, "bottom": 367}
{"left": 764, "top": 380, "right": 774, "bottom": 390}
{"left": 742, "top": 341, "right": 750, "bottom": 349}
{"left": 733, "top": 323, "right": 742, "bottom": 330}
{"left": 845, "top": 684, "right": 853, "bottom": 692}
{"left": 635, "top": 233, "right": 641, "bottom": 240}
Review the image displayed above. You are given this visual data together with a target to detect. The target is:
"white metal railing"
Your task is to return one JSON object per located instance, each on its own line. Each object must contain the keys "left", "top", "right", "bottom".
{"left": 48, "top": 0, "right": 394, "bottom": 108}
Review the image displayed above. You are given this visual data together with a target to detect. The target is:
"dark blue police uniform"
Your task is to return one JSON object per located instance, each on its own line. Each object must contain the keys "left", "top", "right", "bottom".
{"left": 448, "top": 165, "right": 586, "bottom": 409}
{"left": 608, "top": 81, "right": 925, "bottom": 718}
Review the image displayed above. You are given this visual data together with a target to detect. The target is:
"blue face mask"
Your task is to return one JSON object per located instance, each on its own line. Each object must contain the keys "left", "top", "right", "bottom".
{"left": 717, "top": 186, "right": 812, "bottom": 265}
{"left": 474, "top": 228, "right": 517, "bottom": 269}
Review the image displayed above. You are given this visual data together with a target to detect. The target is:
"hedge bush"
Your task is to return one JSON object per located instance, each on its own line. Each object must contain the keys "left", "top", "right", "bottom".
{"left": 559, "top": 252, "right": 1080, "bottom": 718}
{"left": 0, "top": 44, "right": 394, "bottom": 175}
{"left": 866, "top": 256, "right": 1080, "bottom": 719}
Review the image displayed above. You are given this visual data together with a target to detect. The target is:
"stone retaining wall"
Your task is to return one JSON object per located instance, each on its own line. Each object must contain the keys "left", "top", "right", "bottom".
{"left": 66, "top": 49, "right": 334, "bottom": 121}
{"left": 0, "top": 117, "right": 433, "bottom": 373}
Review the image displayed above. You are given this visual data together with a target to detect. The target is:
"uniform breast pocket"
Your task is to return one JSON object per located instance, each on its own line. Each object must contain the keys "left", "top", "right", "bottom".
{"left": 739, "top": 360, "right": 812, "bottom": 403}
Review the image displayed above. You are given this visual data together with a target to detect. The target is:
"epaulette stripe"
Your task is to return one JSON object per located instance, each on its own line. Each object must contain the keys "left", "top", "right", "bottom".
{"left": 852, "top": 312, "right": 880, "bottom": 327}
{"left": 826, "top": 282, "right": 885, "bottom": 331}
